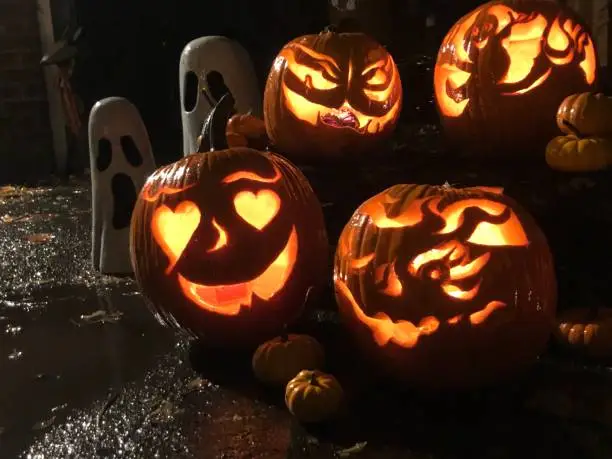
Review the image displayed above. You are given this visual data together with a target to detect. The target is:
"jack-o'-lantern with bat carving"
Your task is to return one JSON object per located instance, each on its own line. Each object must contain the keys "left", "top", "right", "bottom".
{"left": 334, "top": 184, "right": 557, "bottom": 389}
{"left": 434, "top": 0, "right": 598, "bottom": 158}
{"left": 130, "top": 97, "right": 328, "bottom": 348}
{"left": 264, "top": 28, "right": 402, "bottom": 160}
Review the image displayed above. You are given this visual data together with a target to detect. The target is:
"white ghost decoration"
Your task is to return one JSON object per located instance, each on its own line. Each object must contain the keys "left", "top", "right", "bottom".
{"left": 179, "top": 36, "right": 261, "bottom": 156}
{"left": 88, "top": 97, "right": 156, "bottom": 275}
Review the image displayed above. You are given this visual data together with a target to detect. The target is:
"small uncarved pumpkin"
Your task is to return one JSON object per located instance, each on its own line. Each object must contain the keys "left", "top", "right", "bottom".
{"left": 252, "top": 333, "right": 325, "bottom": 385}
{"left": 285, "top": 370, "right": 344, "bottom": 423}
{"left": 557, "top": 93, "right": 612, "bottom": 137}
{"left": 556, "top": 307, "right": 612, "bottom": 359}
{"left": 226, "top": 113, "right": 269, "bottom": 151}
{"left": 546, "top": 121, "right": 612, "bottom": 172}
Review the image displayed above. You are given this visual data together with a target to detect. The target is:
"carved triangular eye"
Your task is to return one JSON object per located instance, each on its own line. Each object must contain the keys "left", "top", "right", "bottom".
{"left": 96, "top": 137, "right": 112, "bottom": 171}
{"left": 120, "top": 135, "right": 143, "bottom": 167}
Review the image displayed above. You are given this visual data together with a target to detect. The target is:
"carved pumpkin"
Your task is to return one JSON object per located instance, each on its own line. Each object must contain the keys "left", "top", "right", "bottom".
{"left": 334, "top": 184, "right": 557, "bottom": 389}
{"left": 556, "top": 92, "right": 612, "bottom": 137}
{"left": 264, "top": 28, "right": 402, "bottom": 160}
{"left": 556, "top": 307, "right": 612, "bottom": 359}
{"left": 130, "top": 98, "right": 328, "bottom": 348}
{"left": 252, "top": 333, "right": 325, "bottom": 386}
{"left": 434, "top": 0, "right": 598, "bottom": 157}
{"left": 285, "top": 370, "right": 344, "bottom": 423}
{"left": 545, "top": 129, "right": 612, "bottom": 172}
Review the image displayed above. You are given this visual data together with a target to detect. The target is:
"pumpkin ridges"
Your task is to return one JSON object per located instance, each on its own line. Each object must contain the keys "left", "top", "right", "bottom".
{"left": 434, "top": 0, "right": 598, "bottom": 157}
{"left": 334, "top": 184, "right": 557, "bottom": 388}
{"left": 556, "top": 308, "right": 612, "bottom": 358}
{"left": 129, "top": 146, "right": 329, "bottom": 346}
{"left": 545, "top": 135, "right": 612, "bottom": 172}
{"left": 284, "top": 370, "right": 344, "bottom": 422}
{"left": 264, "top": 30, "right": 402, "bottom": 160}
{"left": 556, "top": 92, "right": 612, "bottom": 137}
{"left": 252, "top": 333, "right": 325, "bottom": 385}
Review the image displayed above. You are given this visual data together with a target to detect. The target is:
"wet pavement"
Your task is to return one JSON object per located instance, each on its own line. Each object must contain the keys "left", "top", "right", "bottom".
{"left": 2, "top": 132, "right": 612, "bottom": 458}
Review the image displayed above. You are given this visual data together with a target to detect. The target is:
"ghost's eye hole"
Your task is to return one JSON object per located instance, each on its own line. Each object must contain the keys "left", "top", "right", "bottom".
{"left": 120, "top": 135, "right": 143, "bottom": 167}
{"left": 97, "top": 138, "right": 112, "bottom": 171}
{"left": 233, "top": 189, "right": 281, "bottom": 230}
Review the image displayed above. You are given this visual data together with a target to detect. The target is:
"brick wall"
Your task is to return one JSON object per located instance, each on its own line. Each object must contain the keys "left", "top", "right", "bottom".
{"left": 0, "top": 0, "right": 54, "bottom": 184}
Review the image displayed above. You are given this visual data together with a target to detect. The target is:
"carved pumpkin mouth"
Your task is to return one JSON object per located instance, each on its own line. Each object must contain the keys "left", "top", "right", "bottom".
{"left": 177, "top": 227, "right": 298, "bottom": 316}
{"left": 320, "top": 108, "right": 361, "bottom": 131}
{"left": 334, "top": 278, "right": 506, "bottom": 349}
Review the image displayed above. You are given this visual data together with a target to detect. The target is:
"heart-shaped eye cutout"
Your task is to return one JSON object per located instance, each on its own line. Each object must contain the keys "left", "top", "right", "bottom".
{"left": 234, "top": 189, "right": 280, "bottom": 230}
{"left": 152, "top": 200, "right": 201, "bottom": 272}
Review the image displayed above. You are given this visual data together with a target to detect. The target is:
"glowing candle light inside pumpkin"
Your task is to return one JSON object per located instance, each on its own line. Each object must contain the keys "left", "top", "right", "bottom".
{"left": 333, "top": 184, "right": 556, "bottom": 388}
{"left": 434, "top": 2, "right": 598, "bottom": 118}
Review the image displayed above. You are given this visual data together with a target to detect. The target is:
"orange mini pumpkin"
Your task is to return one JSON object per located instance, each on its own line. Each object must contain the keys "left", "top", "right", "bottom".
{"left": 334, "top": 184, "right": 557, "bottom": 389}
{"left": 264, "top": 27, "right": 402, "bottom": 160}
{"left": 434, "top": 0, "right": 598, "bottom": 157}
{"left": 556, "top": 92, "right": 612, "bottom": 137}
{"left": 130, "top": 97, "right": 328, "bottom": 347}
{"left": 252, "top": 333, "right": 325, "bottom": 386}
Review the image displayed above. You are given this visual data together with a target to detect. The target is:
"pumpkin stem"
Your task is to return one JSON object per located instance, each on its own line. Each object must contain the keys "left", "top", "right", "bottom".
{"left": 561, "top": 119, "right": 582, "bottom": 138}
{"left": 323, "top": 24, "right": 338, "bottom": 34}
{"left": 197, "top": 92, "right": 237, "bottom": 153}
{"left": 308, "top": 372, "right": 319, "bottom": 386}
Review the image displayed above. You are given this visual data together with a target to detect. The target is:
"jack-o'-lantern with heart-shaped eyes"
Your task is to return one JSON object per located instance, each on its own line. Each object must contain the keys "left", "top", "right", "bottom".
{"left": 264, "top": 28, "right": 403, "bottom": 160}
{"left": 334, "top": 184, "right": 557, "bottom": 389}
{"left": 434, "top": 0, "right": 598, "bottom": 158}
{"left": 130, "top": 97, "right": 328, "bottom": 348}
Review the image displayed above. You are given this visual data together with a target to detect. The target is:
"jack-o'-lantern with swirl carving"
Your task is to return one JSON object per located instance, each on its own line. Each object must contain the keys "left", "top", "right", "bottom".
{"left": 264, "top": 28, "right": 403, "bottom": 160}
{"left": 434, "top": 0, "right": 598, "bottom": 157}
{"left": 130, "top": 99, "right": 328, "bottom": 348}
{"left": 334, "top": 184, "right": 557, "bottom": 389}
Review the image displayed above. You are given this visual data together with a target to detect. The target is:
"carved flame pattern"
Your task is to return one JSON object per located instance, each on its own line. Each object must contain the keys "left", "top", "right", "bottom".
{"left": 335, "top": 192, "right": 530, "bottom": 348}
{"left": 435, "top": 4, "right": 597, "bottom": 118}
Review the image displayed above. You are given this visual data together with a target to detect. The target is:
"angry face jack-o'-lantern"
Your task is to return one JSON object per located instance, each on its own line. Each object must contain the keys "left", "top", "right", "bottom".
{"left": 334, "top": 184, "right": 557, "bottom": 389}
{"left": 434, "top": 0, "right": 598, "bottom": 158}
{"left": 264, "top": 28, "right": 402, "bottom": 160}
{"left": 130, "top": 98, "right": 328, "bottom": 348}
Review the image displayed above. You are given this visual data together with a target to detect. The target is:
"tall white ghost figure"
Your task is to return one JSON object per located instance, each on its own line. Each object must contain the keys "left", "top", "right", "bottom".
{"left": 179, "top": 36, "right": 261, "bottom": 156}
{"left": 88, "top": 97, "right": 156, "bottom": 275}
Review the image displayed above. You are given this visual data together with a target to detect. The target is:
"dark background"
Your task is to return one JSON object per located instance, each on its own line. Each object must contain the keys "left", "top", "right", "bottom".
{"left": 60, "top": 0, "right": 485, "bottom": 166}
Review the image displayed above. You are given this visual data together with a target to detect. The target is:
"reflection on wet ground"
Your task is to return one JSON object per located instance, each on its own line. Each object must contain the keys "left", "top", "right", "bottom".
{"left": 1, "top": 177, "right": 612, "bottom": 459}
{"left": 0, "top": 181, "right": 296, "bottom": 459}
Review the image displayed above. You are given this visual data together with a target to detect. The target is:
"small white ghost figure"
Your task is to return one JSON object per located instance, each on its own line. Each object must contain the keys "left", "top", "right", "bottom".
{"left": 179, "top": 36, "right": 261, "bottom": 156}
{"left": 88, "top": 97, "right": 156, "bottom": 275}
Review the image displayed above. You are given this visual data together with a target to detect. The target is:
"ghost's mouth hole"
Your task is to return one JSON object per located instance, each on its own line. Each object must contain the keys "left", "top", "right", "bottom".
{"left": 111, "top": 173, "right": 137, "bottom": 230}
